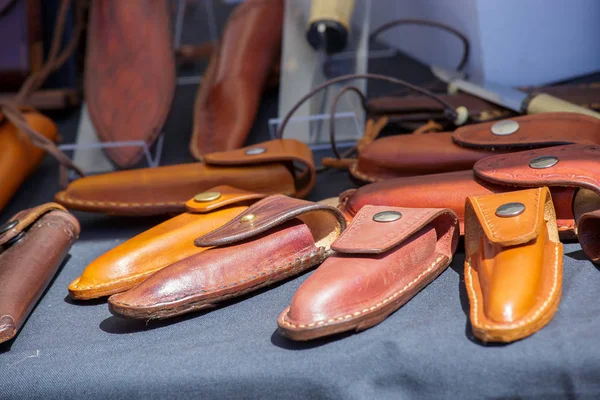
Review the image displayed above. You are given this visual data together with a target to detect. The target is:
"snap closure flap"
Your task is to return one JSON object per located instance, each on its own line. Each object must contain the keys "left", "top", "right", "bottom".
{"left": 0, "top": 202, "right": 78, "bottom": 247}
{"left": 473, "top": 144, "right": 600, "bottom": 197}
{"left": 453, "top": 113, "right": 600, "bottom": 149}
{"left": 194, "top": 195, "right": 346, "bottom": 248}
{"left": 331, "top": 205, "right": 458, "bottom": 255}
{"left": 185, "top": 186, "right": 267, "bottom": 213}
{"left": 465, "top": 188, "right": 549, "bottom": 246}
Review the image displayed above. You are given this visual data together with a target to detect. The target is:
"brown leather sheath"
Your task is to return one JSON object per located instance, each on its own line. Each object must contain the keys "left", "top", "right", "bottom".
{"left": 190, "top": 0, "right": 283, "bottom": 158}
{"left": 68, "top": 186, "right": 267, "bottom": 300}
{"left": 85, "top": 0, "right": 176, "bottom": 168}
{"left": 278, "top": 205, "right": 459, "bottom": 341}
{"left": 464, "top": 188, "right": 563, "bottom": 343}
{"left": 340, "top": 144, "right": 600, "bottom": 263}
{"left": 0, "top": 203, "right": 79, "bottom": 344}
{"left": 0, "top": 110, "right": 58, "bottom": 213}
{"left": 352, "top": 113, "right": 600, "bottom": 182}
{"left": 108, "top": 195, "right": 346, "bottom": 320}
{"left": 54, "top": 139, "right": 316, "bottom": 215}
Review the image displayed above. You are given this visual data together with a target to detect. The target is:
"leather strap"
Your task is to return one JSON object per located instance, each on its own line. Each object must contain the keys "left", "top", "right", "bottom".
{"left": 184, "top": 186, "right": 267, "bottom": 214}
{"left": 194, "top": 195, "right": 346, "bottom": 248}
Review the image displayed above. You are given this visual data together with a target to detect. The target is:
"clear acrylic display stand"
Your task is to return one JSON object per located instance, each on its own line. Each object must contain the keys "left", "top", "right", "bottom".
{"left": 58, "top": 0, "right": 220, "bottom": 177}
{"left": 272, "top": 0, "right": 372, "bottom": 150}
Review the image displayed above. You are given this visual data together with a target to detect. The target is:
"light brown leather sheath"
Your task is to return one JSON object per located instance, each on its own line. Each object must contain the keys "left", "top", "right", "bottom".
{"left": 54, "top": 139, "right": 316, "bottom": 215}
{"left": 85, "top": 0, "right": 176, "bottom": 167}
{"left": 339, "top": 144, "right": 600, "bottom": 249}
{"left": 68, "top": 186, "right": 267, "bottom": 300}
{"left": 0, "top": 110, "right": 58, "bottom": 213}
{"left": 190, "top": 0, "right": 283, "bottom": 158}
{"left": 108, "top": 195, "right": 346, "bottom": 320}
{"left": 464, "top": 187, "right": 563, "bottom": 343}
{"left": 278, "top": 205, "right": 459, "bottom": 341}
{"left": 351, "top": 113, "right": 600, "bottom": 182}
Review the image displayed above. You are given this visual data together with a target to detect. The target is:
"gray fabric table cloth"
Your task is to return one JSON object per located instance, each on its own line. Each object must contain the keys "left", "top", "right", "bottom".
{"left": 1, "top": 54, "right": 600, "bottom": 399}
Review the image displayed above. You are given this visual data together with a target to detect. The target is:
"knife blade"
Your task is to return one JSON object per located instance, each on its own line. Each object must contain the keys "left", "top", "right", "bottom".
{"left": 431, "top": 65, "right": 600, "bottom": 119}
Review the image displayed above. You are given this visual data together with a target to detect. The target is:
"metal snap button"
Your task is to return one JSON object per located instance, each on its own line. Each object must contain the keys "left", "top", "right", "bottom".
{"left": 491, "top": 120, "right": 519, "bottom": 135}
{"left": 241, "top": 214, "right": 256, "bottom": 222}
{"left": 495, "top": 202, "right": 525, "bottom": 218}
{"left": 0, "top": 220, "right": 18, "bottom": 235}
{"left": 245, "top": 147, "right": 266, "bottom": 155}
{"left": 194, "top": 191, "right": 222, "bottom": 202}
{"left": 529, "top": 155, "right": 558, "bottom": 169}
{"left": 372, "top": 211, "right": 402, "bottom": 222}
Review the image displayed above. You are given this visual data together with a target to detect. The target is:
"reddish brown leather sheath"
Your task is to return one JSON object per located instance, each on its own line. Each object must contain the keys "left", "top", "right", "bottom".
{"left": 0, "top": 203, "right": 79, "bottom": 344}
{"left": 190, "top": 0, "right": 283, "bottom": 158}
{"left": 278, "top": 205, "right": 459, "bottom": 340}
{"left": 352, "top": 113, "right": 600, "bottom": 182}
{"left": 108, "top": 195, "right": 346, "bottom": 320}
{"left": 85, "top": 0, "right": 176, "bottom": 167}
{"left": 340, "top": 144, "right": 600, "bottom": 254}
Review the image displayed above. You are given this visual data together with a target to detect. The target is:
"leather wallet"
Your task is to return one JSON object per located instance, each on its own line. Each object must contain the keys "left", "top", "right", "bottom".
{"left": 108, "top": 195, "right": 346, "bottom": 320}
{"left": 339, "top": 143, "right": 600, "bottom": 247}
{"left": 464, "top": 187, "right": 563, "bottom": 343}
{"left": 351, "top": 112, "right": 600, "bottom": 182}
{"left": 190, "top": 0, "right": 283, "bottom": 158}
{"left": 278, "top": 205, "right": 459, "bottom": 341}
{"left": 68, "top": 186, "right": 267, "bottom": 300}
{"left": 0, "top": 110, "right": 58, "bottom": 213}
{"left": 0, "top": 203, "right": 79, "bottom": 344}
{"left": 85, "top": 0, "right": 176, "bottom": 167}
{"left": 54, "top": 139, "right": 316, "bottom": 215}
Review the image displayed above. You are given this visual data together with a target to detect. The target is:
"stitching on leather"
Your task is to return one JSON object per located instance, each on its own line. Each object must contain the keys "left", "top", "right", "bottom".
{"left": 465, "top": 244, "right": 559, "bottom": 330}
{"left": 112, "top": 247, "right": 329, "bottom": 308}
{"left": 70, "top": 267, "right": 165, "bottom": 291}
{"left": 56, "top": 192, "right": 182, "bottom": 208}
{"left": 280, "top": 255, "right": 446, "bottom": 329}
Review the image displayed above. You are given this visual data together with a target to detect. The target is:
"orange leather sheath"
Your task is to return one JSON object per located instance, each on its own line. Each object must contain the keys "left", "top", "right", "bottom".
{"left": 54, "top": 139, "right": 316, "bottom": 215}
{"left": 464, "top": 187, "right": 563, "bottom": 343}
{"left": 0, "top": 110, "right": 58, "bottom": 213}
{"left": 351, "top": 113, "right": 600, "bottom": 182}
{"left": 68, "top": 186, "right": 267, "bottom": 300}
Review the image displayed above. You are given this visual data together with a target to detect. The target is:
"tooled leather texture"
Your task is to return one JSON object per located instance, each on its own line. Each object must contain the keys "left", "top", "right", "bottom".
{"left": 0, "top": 111, "right": 58, "bottom": 213}
{"left": 352, "top": 113, "right": 600, "bottom": 183}
{"left": 0, "top": 205, "right": 79, "bottom": 344}
{"left": 277, "top": 205, "right": 459, "bottom": 340}
{"left": 190, "top": 0, "right": 283, "bottom": 158}
{"left": 85, "top": 0, "right": 176, "bottom": 168}
{"left": 108, "top": 195, "right": 345, "bottom": 320}
{"left": 464, "top": 188, "right": 562, "bottom": 343}
{"left": 68, "top": 188, "right": 262, "bottom": 300}
{"left": 54, "top": 139, "right": 316, "bottom": 215}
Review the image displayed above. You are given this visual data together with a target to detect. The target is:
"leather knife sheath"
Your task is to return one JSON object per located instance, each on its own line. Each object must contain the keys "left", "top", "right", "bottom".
{"left": 0, "top": 110, "right": 58, "bottom": 213}
{"left": 108, "top": 195, "right": 346, "bottom": 320}
{"left": 85, "top": 0, "right": 176, "bottom": 167}
{"left": 0, "top": 203, "right": 80, "bottom": 344}
{"left": 464, "top": 188, "right": 563, "bottom": 343}
{"left": 340, "top": 144, "right": 600, "bottom": 257}
{"left": 54, "top": 139, "right": 316, "bottom": 215}
{"left": 68, "top": 186, "right": 267, "bottom": 300}
{"left": 190, "top": 0, "right": 283, "bottom": 158}
{"left": 352, "top": 112, "right": 600, "bottom": 182}
{"left": 278, "top": 205, "right": 459, "bottom": 341}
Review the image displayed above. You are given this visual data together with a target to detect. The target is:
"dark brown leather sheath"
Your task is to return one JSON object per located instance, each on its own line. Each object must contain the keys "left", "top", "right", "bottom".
{"left": 190, "top": 0, "right": 283, "bottom": 159}
{"left": 85, "top": 0, "right": 176, "bottom": 168}
{"left": 0, "top": 203, "right": 80, "bottom": 344}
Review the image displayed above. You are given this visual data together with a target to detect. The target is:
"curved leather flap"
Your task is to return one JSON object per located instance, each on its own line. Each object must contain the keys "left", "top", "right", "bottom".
{"left": 577, "top": 208, "right": 600, "bottom": 264}
{"left": 185, "top": 186, "right": 267, "bottom": 213}
{"left": 453, "top": 113, "right": 600, "bottom": 149}
{"left": 0, "top": 203, "right": 80, "bottom": 246}
{"left": 204, "top": 139, "right": 316, "bottom": 198}
{"left": 465, "top": 188, "right": 550, "bottom": 246}
{"left": 332, "top": 205, "right": 458, "bottom": 255}
{"left": 474, "top": 144, "right": 600, "bottom": 196}
{"left": 194, "top": 195, "right": 346, "bottom": 248}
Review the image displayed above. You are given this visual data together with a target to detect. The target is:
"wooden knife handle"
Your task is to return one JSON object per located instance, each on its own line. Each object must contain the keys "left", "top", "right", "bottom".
{"left": 526, "top": 93, "right": 600, "bottom": 119}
